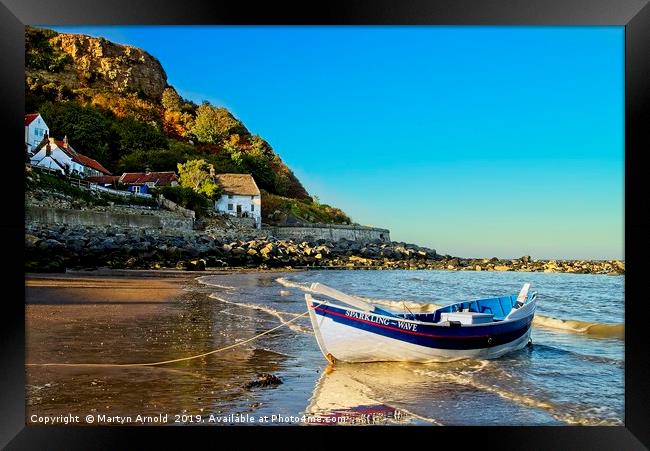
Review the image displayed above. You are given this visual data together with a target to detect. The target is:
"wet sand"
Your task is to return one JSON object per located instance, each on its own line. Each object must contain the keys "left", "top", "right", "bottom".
{"left": 26, "top": 269, "right": 293, "bottom": 425}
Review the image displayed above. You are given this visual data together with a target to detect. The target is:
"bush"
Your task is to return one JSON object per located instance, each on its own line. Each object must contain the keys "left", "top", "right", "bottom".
{"left": 261, "top": 191, "right": 350, "bottom": 225}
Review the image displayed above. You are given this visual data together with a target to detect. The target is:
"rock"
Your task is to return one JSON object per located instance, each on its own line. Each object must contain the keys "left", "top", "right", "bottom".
{"left": 25, "top": 234, "right": 41, "bottom": 247}
{"left": 475, "top": 265, "right": 482, "bottom": 271}
{"left": 244, "top": 373, "right": 283, "bottom": 390}
{"left": 39, "top": 238, "right": 64, "bottom": 250}
{"left": 493, "top": 265, "right": 511, "bottom": 271}
{"left": 520, "top": 255, "right": 531, "bottom": 264}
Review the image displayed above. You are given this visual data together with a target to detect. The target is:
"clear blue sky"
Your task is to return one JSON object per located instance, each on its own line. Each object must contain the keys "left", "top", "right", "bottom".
{"left": 46, "top": 26, "right": 624, "bottom": 260}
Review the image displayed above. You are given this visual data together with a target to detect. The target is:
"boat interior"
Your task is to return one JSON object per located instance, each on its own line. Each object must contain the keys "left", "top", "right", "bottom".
{"left": 390, "top": 293, "right": 533, "bottom": 323}
{"left": 309, "top": 282, "right": 534, "bottom": 325}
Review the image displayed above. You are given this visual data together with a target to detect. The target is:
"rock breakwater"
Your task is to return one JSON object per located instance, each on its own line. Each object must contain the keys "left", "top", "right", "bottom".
{"left": 24, "top": 224, "right": 624, "bottom": 275}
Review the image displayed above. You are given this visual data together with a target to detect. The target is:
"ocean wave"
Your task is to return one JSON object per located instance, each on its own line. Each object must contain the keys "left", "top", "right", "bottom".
{"left": 208, "top": 294, "right": 312, "bottom": 335}
{"left": 275, "top": 277, "right": 317, "bottom": 292}
{"left": 533, "top": 316, "right": 624, "bottom": 339}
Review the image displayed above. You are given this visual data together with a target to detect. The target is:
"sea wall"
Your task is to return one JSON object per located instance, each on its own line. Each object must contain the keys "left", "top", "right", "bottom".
{"left": 262, "top": 224, "right": 390, "bottom": 243}
{"left": 26, "top": 206, "right": 194, "bottom": 231}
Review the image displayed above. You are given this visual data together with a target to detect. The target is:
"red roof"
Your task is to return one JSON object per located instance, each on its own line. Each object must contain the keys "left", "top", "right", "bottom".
{"left": 56, "top": 141, "right": 112, "bottom": 175}
{"left": 86, "top": 175, "right": 120, "bottom": 184}
{"left": 25, "top": 113, "right": 39, "bottom": 126}
{"left": 73, "top": 153, "right": 112, "bottom": 175}
{"left": 119, "top": 172, "right": 178, "bottom": 186}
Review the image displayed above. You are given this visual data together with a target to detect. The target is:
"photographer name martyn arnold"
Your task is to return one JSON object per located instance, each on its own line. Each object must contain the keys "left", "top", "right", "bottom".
{"left": 30, "top": 413, "right": 169, "bottom": 425}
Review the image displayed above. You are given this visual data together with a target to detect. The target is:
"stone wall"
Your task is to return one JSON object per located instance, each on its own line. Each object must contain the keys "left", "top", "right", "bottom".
{"left": 26, "top": 206, "right": 194, "bottom": 231}
{"left": 262, "top": 223, "right": 390, "bottom": 243}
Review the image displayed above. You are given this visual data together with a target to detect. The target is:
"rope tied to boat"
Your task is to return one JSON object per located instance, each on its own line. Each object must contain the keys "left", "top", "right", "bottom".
{"left": 26, "top": 310, "right": 311, "bottom": 368}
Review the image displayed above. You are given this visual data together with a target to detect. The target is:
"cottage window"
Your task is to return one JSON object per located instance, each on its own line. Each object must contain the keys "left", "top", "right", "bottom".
{"left": 251, "top": 204, "right": 255, "bottom": 211}
{"left": 133, "top": 186, "right": 141, "bottom": 193}
{"left": 227, "top": 204, "right": 233, "bottom": 211}
{"left": 228, "top": 194, "right": 233, "bottom": 199}
{"left": 251, "top": 195, "right": 254, "bottom": 200}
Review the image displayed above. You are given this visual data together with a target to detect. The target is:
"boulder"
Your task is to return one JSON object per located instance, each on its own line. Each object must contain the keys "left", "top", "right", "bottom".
{"left": 25, "top": 234, "right": 41, "bottom": 247}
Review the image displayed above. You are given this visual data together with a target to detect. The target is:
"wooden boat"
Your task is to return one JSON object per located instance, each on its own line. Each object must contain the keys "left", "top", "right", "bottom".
{"left": 305, "top": 283, "right": 537, "bottom": 363}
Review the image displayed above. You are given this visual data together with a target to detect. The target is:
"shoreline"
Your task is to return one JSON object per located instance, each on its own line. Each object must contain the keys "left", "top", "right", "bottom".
{"left": 25, "top": 222, "right": 624, "bottom": 276}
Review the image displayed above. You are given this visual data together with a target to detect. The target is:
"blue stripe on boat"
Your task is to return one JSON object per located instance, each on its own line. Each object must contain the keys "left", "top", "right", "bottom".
{"left": 312, "top": 303, "right": 532, "bottom": 350}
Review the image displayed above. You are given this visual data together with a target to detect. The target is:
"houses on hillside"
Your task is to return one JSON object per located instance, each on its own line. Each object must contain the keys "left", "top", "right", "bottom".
{"left": 27, "top": 113, "right": 111, "bottom": 177}
{"left": 25, "top": 112, "right": 263, "bottom": 226}
{"left": 30, "top": 135, "right": 112, "bottom": 177}
{"left": 213, "top": 173, "right": 261, "bottom": 229}
{"left": 86, "top": 171, "right": 178, "bottom": 194}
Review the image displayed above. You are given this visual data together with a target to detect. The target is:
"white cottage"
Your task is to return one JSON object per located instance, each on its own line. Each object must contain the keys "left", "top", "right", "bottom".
{"left": 214, "top": 173, "right": 261, "bottom": 229}
{"left": 25, "top": 113, "right": 49, "bottom": 155}
{"left": 30, "top": 136, "right": 111, "bottom": 177}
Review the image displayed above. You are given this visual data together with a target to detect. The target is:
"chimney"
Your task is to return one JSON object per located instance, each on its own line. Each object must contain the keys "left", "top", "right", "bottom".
{"left": 63, "top": 135, "right": 68, "bottom": 148}
{"left": 46, "top": 143, "right": 51, "bottom": 156}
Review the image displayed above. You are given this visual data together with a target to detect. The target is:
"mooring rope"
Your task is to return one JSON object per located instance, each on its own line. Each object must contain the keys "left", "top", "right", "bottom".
{"left": 26, "top": 310, "right": 311, "bottom": 368}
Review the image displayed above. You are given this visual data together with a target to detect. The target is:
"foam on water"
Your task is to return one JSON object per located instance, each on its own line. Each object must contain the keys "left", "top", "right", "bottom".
{"left": 208, "top": 294, "right": 312, "bottom": 335}
{"left": 195, "top": 276, "right": 236, "bottom": 290}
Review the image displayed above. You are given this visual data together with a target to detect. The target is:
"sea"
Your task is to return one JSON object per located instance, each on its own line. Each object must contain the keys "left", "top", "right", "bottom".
{"left": 194, "top": 269, "right": 624, "bottom": 426}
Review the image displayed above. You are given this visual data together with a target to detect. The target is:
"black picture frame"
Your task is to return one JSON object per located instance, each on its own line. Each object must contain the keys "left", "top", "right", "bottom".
{"left": 1, "top": 0, "right": 647, "bottom": 448}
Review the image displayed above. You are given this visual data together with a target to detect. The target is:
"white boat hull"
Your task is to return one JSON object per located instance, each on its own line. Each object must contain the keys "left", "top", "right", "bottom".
{"left": 308, "top": 304, "right": 532, "bottom": 363}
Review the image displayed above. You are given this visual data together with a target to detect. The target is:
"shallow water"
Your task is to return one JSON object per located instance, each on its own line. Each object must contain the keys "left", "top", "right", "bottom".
{"left": 26, "top": 270, "right": 624, "bottom": 426}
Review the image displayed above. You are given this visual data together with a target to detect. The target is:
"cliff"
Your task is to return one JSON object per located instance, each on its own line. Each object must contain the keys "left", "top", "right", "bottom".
{"left": 25, "top": 26, "right": 328, "bottom": 214}
{"left": 26, "top": 27, "right": 168, "bottom": 99}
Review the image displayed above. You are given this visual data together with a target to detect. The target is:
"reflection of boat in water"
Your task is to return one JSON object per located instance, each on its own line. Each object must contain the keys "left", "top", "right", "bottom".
{"left": 305, "top": 283, "right": 537, "bottom": 363}
{"left": 305, "top": 364, "right": 410, "bottom": 425}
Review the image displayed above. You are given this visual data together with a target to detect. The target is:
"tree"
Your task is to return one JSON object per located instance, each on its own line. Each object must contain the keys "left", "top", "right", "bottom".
{"left": 161, "top": 87, "right": 183, "bottom": 112}
{"left": 39, "top": 101, "right": 114, "bottom": 164}
{"left": 188, "top": 102, "right": 248, "bottom": 144}
{"left": 112, "top": 117, "right": 168, "bottom": 157}
{"left": 116, "top": 144, "right": 190, "bottom": 173}
{"left": 177, "top": 159, "right": 222, "bottom": 199}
